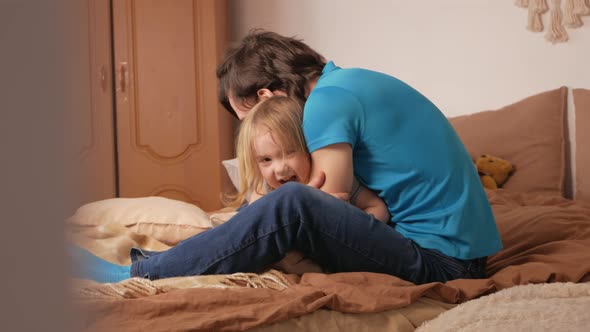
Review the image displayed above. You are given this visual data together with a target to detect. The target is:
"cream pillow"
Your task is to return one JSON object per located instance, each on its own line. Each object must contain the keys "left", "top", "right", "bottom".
{"left": 209, "top": 211, "right": 238, "bottom": 227}
{"left": 67, "top": 196, "right": 213, "bottom": 245}
{"left": 222, "top": 158, "right": 240, "bottom": 190}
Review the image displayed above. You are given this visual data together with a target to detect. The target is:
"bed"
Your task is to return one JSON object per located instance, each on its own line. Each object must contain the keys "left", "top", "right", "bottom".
{"left": 67, "top": 87, "right": 590, "bottom": 331}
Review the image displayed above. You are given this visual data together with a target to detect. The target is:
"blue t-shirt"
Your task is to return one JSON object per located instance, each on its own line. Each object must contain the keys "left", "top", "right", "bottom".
{"left": 303, "top": 61, "right": 502, "bottom": 260}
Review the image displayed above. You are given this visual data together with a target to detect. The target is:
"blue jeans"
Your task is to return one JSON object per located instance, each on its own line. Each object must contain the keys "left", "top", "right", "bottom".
{"left": 130, "top": 183, "right": 486, "bottom": 284}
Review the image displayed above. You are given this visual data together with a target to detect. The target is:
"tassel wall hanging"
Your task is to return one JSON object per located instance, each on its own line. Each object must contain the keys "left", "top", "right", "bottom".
{"left": 514, "top": 0, "right": 590, "bottom": 43}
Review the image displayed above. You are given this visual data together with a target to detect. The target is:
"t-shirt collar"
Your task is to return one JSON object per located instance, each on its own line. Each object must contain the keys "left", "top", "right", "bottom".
{"left": 322, "top": 61, "right": 339, "bottom": 75}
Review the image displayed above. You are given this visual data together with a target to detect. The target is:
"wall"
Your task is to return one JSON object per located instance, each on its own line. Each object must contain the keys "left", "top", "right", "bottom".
{"left": 229, "top": 0, "right": 590, "bottom": 194}
{"left": 229, "top": 0, "right": 589, "bottom": 116}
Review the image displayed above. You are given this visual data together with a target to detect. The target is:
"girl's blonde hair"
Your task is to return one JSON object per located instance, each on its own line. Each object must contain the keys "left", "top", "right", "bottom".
{"left": 225, "top": 96, "right": 308, "bottom": 207}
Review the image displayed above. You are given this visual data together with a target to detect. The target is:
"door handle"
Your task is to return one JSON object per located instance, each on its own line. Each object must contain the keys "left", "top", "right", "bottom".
{"left": 119, "top": 62, "right": 128, "bottom": 94}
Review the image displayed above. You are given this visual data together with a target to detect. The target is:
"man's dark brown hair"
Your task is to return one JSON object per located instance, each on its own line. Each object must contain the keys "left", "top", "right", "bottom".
{"left": 216, "top": 30, "right": 326, "bottom": 118}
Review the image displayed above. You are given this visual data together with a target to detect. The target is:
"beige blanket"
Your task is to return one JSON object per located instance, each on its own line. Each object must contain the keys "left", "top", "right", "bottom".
{"left": 417, "top": 282, "right": 590, "bottom": 331}
{"left": 69, "top": 190, "right": 590, "bottom": 331}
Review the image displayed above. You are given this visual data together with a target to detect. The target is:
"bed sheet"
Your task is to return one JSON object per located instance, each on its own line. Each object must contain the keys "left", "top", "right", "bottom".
{"left": 69, "top": 189, "right": 590, "bottom": 331}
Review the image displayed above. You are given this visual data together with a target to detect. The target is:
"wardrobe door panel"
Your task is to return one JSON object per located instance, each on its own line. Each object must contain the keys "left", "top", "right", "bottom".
{"left": 113, "top": 0, "right": 232, "bottom": 211}
{"left": 66, "top": 0, "right": 116, "bottom": 208}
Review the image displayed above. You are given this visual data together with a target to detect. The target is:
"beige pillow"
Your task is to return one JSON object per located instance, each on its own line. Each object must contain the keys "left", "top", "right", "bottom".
{"left": 449, "top": 87, "right": 567, "bottom": 196}
{"left": 209, "top": 211, "right": 238, "bottom": 227}
{"left": 574, "top": 89, "right": 590, "bottom": 202}
{"left": 67, "top": 196, "right": 212, "bottom": 245}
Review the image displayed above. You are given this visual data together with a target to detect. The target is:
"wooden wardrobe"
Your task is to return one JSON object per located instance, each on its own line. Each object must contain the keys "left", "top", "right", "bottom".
{"left": 72, "top": 0, "right": 234, "bottom": 212}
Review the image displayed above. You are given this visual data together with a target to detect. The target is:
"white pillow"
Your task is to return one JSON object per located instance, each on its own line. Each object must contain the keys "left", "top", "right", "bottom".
{"left": 67, "top": 196, "right": 213, "bottom": 245}
{"left": 222, "top": 158, "right": 240, "bottom": 191}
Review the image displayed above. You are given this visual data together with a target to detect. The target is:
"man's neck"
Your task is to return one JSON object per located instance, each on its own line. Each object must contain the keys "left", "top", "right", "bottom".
{"left": 305, "top": 78, "right": 318, "bottom": 98}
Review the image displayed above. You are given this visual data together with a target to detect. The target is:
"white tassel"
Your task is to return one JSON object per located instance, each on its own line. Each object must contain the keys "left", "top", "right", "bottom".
{"left": 545, "top": 0, "right": 569, "bottom": 43}
{"left": 564, "top": 0, "right": 583, "bottom": 27}
{"left": 573, "top": 0, "right": 590, "bottom": 14}
{"left": 528, "top": 0, "right": 549, "bottom": 32}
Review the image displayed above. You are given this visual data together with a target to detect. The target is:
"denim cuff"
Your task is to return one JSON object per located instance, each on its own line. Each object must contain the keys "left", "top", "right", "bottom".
{"left": 130, "top": 247, "right": 153, "bottom": 279}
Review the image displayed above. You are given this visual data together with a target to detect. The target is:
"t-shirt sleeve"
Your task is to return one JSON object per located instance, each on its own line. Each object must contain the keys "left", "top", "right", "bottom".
{"left": 302, "top": 86, "right": 363, "bottom": 153}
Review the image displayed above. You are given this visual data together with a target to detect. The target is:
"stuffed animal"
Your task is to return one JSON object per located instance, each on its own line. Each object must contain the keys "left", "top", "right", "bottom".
{"left": 475, "top": 154, "right": 515, "bottom": 190}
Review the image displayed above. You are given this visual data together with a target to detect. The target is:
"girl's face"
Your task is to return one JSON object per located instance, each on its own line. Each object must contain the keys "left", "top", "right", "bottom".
{"left": 253, "top": 130, "right": 310, "bottom": 189}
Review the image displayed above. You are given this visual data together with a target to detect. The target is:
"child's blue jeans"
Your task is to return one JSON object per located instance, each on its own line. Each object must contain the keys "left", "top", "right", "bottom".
{"left": 130, "top": 183, "right": 486, "bottom": 284}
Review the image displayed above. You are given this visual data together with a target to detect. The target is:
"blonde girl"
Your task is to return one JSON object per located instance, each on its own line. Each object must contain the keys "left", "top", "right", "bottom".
{"left": 230, "top": 96, "right": 390, "bottom": 222}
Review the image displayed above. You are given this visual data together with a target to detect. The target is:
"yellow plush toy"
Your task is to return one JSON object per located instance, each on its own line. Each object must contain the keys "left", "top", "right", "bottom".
{"left": 475, "top": 154, "right": 515, "bottom": 190}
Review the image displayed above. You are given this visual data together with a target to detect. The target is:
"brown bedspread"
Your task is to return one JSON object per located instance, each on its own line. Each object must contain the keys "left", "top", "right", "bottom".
{"left": 71, "top": 190, "right": 590, "bottom": 331}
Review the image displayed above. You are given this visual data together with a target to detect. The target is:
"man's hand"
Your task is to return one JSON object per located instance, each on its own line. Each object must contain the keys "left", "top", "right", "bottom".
{"left": 306, "top": 171, "right": 325, "bottom": 189}
{"left": 307, "top": 170, "right": 350, "bottom": 202}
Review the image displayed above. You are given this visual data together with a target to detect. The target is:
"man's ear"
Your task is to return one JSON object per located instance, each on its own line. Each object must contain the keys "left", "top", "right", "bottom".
{"left": 257, "top": 88, "right": 275, "bottom": 100}
{"left": 257, "top": 88, "right": 288, "bottom": 100}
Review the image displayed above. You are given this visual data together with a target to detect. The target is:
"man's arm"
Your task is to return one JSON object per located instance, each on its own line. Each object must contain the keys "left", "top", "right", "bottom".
{"left": 310, "top": 143, "right": 390, "bottom": 222}
{"left": 309, "top": 143, "right": 354, "bottom": 195}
